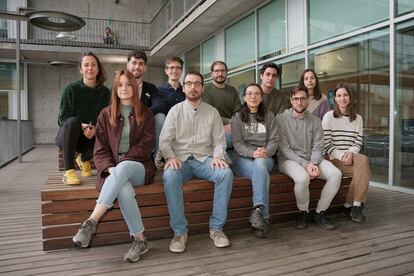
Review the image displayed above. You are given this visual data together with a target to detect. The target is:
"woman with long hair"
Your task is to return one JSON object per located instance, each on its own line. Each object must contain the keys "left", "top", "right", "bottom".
{"left": 72, "top": 70, "right": 155, "bottom": 262}
{"left": 299, "top": 69, "right": 330, "bottom": 120}
{"left": 230, "top": 83, "right": 278, "bottom": 238}
{"left": 56, "top": 51, "right": 110, "bottom": 185}
{"left": 322, "top": 82, "right": 370, "bottom": 223}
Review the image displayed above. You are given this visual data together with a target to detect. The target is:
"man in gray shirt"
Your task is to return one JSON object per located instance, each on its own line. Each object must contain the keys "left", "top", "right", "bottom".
{"left": 277, "top": 86, "right": 342, "bottom": 230}
{"left": 159, "top": 71, "right": 233, "bottom": 253}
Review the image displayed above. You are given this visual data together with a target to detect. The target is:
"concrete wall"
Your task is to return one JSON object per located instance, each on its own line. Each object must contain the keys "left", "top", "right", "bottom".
{"left": 27, "top": 0, "right": 163, "bottom": 22}
{"left": 29, "top": 62, "right": 164, "bottom": 144}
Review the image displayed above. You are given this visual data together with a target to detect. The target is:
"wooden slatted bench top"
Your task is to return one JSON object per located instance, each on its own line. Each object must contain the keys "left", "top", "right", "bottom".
{"left": 41, "top": 170, "right": 350, "bottom": 251}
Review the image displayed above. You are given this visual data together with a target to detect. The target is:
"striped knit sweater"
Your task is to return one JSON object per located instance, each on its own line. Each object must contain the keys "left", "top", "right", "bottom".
{"left": 321, "top": 110, "right": 363, "bottom": 160}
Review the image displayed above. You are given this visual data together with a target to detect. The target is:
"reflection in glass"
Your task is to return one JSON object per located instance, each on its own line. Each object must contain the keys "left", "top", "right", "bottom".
{"left": 309, "top": 29, "right": 390, "bottom": 184}
{"left": 227, "top": 69, "right": 255, "bottom": 103}
{"left": 395, "top": 21, "right": 414, "bottom": 188}
{"left": 397, "top": 0, "right": 414, "bottom": 15}
{"left": 184, "top": 45, "right": 200, "bottom": 73}
{"left": 201, "top": 37, "right": 216, "bottom": 77}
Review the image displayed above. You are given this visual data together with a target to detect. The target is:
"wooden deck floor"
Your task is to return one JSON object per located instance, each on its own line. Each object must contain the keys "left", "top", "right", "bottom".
{"left": 1, "top": 145, "right": 414, "bottom": 276}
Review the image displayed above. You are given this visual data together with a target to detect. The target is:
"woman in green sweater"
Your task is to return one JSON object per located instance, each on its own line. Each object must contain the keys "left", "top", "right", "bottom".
{"left": 55, "top": 52, "right": 110, "bottom": 185}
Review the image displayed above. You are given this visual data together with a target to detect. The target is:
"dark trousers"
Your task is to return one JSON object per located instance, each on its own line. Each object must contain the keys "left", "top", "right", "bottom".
{"left": 55, "top": 117, "right": 95, "bottom": 170}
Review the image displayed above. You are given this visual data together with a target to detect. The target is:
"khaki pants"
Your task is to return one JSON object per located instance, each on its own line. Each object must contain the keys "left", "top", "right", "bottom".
{"left": 330, "top": 154, "right": 371, "bottom": 204}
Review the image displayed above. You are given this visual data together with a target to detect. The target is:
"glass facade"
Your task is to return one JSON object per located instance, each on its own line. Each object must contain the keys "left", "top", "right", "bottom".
{"left": 0, "top": 63, "right": 24, "bottom": 90}
{"left": 258, "top": 0, "right": 286, "bottom": 60}
{"left": 395, "top": 20, "right": 414, "bottom": 189}
{"left": 182, "top": 0, "right": 414, "bottom": 191}
{"left": 225, "top": 13, "right": 255, "bottom": 69}
{"left": 308, "top": 0, "right": 388, "bottom": 43}
{"left": 184, "top": 45, "right": 200, "bottom": 73}
{"left": 201, "top": 36, "right": 216, "bottom": 77}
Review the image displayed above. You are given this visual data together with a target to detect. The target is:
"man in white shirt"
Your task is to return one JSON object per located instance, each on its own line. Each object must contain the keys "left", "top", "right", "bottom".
{"left": 159, "top": 71, "right": 233, "bottom": 253}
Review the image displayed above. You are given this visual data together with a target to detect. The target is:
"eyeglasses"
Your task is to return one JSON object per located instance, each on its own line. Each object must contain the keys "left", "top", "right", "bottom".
{"left": 165, "top": 65, "right": 182, "bottom": 70}
{"left": 212, "top": 69, "right": 227, "bottom": 74}
{"left": 184, "top": 81, "right": 203, "bottom": 88}
{"left": 245, "top": 92, "right": 261, "bottom": 97}
{"left": 292, "top": 97, "right": 308, "bottom": 103}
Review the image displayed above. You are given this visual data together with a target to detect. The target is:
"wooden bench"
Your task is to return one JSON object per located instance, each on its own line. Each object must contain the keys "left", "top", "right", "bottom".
{"left": 58, "top": 150, "right": 96, "bottom": 171}
{"left": 41, "top": 170, "right": 350, "bottom": 251}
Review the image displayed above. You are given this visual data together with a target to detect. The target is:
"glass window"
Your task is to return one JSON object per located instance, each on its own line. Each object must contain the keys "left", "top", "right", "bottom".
{"left": 278, "top": 56, "right": 306, "bottom": 103}
{"left": 184, "top": 45, "right": 200, "bottom": 73}
{"left": 227, "top": 69, "right": 256, "bottom": 103}
{"left": 0, "top": 93, "right": 7, "bottom": 119}
{"left": 397, "top": 0, "right": 414, "bottom": 15}
{"left": 308, "top": 0, "right": 388, "bottom": 44}
{"left": 201, "top": 37, "right": 216, "bottom": 77}
{"left": 225, "top": 13, "right": 255, "bottom": 69}
{"left": 0, "top": 63, "right": 24, "bottom": 90}
{"left": 309, "top": 28, "right": 390, "bottom": 184}
{"left": 258, "top": 0, "right": 286, "bottom": 60}
{"left": 395, "top": 20, "right": 414, "bottom": 189}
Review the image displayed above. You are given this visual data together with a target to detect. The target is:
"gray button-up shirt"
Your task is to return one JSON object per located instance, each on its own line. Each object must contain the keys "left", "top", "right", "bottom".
{"left": 159, "top": 100, "right": 226, "bottom": 162}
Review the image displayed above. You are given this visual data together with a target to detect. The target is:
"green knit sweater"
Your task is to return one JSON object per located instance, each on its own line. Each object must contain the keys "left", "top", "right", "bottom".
{"left": 58, "top": 80, "right": 111, "bottom": 127}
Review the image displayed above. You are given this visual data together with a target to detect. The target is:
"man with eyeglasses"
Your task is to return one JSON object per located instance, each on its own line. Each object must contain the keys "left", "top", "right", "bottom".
{"left": 260, "top": 63, "right": 288, "bottom": 115}
{"left": 202, "top": 61, "right": 241, "bottom": 148}
{"left": 155, "top": 57, "right": 186, "bottom": 167}
{"left": 159, "top": 71, "right": 233, "bottom": 253}
{"left": 276, "top": 85, "right": 342, "bottom": 231}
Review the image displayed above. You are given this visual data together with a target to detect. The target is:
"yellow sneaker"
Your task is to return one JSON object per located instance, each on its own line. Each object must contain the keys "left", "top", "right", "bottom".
{"left": 76, "top": 155, "right": 92, "bottom": 177}
{"left": 63, "top": 169, "right": 81, "bottom": 185}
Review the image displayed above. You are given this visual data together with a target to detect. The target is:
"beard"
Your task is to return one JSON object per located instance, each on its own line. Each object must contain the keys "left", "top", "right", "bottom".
{"left": 293, "top": 106, "right": 306, "bottom": 114}
{"left": 213, "top": 77, "right": 226, "bottom": 84}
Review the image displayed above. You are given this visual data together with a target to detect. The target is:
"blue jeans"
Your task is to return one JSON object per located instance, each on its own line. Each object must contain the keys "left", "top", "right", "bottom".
{"left": 154, "top": 113, "right": 166, "bottom": 152}
{"left": 163, "top": 156, "right": 233, "bottom": 235}
{"left": 231, "top": 156, "right": 274, "bottom": 219}
{"left": 97, "top": 160, "right": 145, "bottom": 235}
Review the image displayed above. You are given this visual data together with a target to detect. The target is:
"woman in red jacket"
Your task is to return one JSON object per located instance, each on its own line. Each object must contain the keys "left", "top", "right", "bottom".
{"left": 72, "top": 69, "right": 155, "bottom": 263}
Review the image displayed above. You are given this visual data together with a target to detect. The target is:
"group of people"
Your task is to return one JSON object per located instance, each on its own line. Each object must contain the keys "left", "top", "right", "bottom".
{"left": 56, "top": 50, "right": 371, "bottom": 263}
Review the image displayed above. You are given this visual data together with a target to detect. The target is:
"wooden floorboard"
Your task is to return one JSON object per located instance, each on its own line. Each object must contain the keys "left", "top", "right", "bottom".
{"left": 1, "top": 145, "right": 414, "bottom": 275}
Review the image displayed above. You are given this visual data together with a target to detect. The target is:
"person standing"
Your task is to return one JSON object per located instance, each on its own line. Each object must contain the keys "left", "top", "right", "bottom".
{"left": 56, "top": 52, "right": 110, "bottom": 185}
{"left": 72, "top": 69, "right": 155, "bottom": 263}
{"left": 260, "top": 63, "right": 287, "bottom": 116}
{"left": 159, "top": 71, "right": 233, "bottom": 253}
{"left": 231, "top": 83, "right": 278, "bottom": 238}
{"left": 299, "top": 69, "right": 330, "bottom": 120}
{"left": 322, "top": 82, "right": 370, "bottom": 223}
{"left": 277, "top": 86, "right": 342, "bottom": 230}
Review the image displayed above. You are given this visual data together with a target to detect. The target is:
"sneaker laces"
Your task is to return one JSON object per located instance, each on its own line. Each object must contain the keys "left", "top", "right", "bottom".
{"left": 212, "top": 230, "right": 226, "bottom": 240}
{"left": 82, "top": 161, "right": 91, "bottom": 171}
{"left": 80, "top": 220, "right": 95, "bottom": 233}
{"left": 66, "top": 170, "right": 77, "bottom": 178}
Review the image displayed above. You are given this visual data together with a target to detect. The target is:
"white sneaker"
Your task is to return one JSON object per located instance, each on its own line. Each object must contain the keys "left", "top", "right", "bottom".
{"left": 169, "top": 234, "right": 187, "bottom": 253}
{"left": 209, "top": 229, "right": 230, "bottom": 248}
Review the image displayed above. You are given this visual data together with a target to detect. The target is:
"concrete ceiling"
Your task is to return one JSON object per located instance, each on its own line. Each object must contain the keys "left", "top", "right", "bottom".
{"left": 0, "top": 0, "right": 268, "bottom": 66}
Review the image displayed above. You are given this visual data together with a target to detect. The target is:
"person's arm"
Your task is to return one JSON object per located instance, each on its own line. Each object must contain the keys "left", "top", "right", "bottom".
{"left": 231, "top": 113, "right": 254, "bottom": 158}
{"left": 264, "top": 111, "right": 278, "bottom": 157}
{"left": 93, "top": 109, "right": 116, "bottom": 175}
{"left": 159, "top": 106, "right": 177, "bottom": 159}
{"left": 348, "top": 115, "right": 363, "bottom": 154}
{"left": 125, "top": 109, "right": 155, "bottom": 161}
{"left": 58, "top": 85, "right": 74, "bottom": 127}
{"left": 276, "top": 115, "right": 309, "bottom": 167}
{"left": 148, "top": 85, "right": 166, "bottom": 115}
{"left": 211, "top": 108, "right": 226, "bottom": 160}
{"left": 320, "top": 98, "right": 330, "bottom": 120}
{"left": 310, "top": 119, "right": 324, "bottom": 165}
{"left": 322, "top": 113, "right": 346, "bottom": 160}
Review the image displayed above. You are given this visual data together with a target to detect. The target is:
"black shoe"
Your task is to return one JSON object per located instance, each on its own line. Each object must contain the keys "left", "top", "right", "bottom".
{"left": 249, "top": 205, "right": 265, "bottom": 231}
{"left": 254, "top": 219, "right": 270, "bottom": 238}
{"left": 296, "top": 211, "right": 309, "bottom": 230}
{"left": 313, "top": 211, "right": 336, "bottom": 230}
{"left": 351, "top": 206, "right": 365, "bottom": 223}
{"left": 342, "top": 206, "right": 351, "bottom": 219}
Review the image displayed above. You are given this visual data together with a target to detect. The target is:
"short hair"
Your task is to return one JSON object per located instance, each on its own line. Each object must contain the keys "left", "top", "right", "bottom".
{"left": 127, "top": 50, "right": 147, "bottom": 64}
{"left": 290, "top": 85, "right": 308, "bottom": 98}
{"left": 165, "top": 56, "right": 184, "bottom": 67}
{"left": 260, "top": 62, "right": 280, "bottom": 77}
{"left": 80, "top": 51, "right": 107, "bottom": 87}
{"left": 184, "top": 71, "right": 204, "bottom": 84}
{"left": 210, "top": 61, "right": 228, "bottom": 72}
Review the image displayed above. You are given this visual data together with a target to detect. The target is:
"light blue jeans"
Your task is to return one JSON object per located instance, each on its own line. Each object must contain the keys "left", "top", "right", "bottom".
{"left": 97, "top": 160, "right": 146, "bottom": 235}
{"left": 163, "top": 156, "right": 234, "bottom": 235}
{"left": 154, "top": 113, "right": 166, "bottom": 152}
{"left": 231, "top": 156, "right": 274, "bottom": 219}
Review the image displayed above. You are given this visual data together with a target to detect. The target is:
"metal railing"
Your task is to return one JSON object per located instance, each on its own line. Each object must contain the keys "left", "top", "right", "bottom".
{"left": 0, "top": 15, "right": 150, "bottom": 50}
{"left": 150, "top": 0, "right": 204, "bottom": 47}
{"left": 0, "top": 119, "right": 34, "bottom": 168}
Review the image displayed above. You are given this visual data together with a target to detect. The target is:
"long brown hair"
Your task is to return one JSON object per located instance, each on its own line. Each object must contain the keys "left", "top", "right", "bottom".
{"left": 333, "top": 82, "right": 357, "bottom": 122}
{"left": 109, "top": 70, "right": 145, "bottom": 127}
{"left": 80, "top": 51, "right": 107, "bottom": 87}
{"left": 299, "top": 69, "right": 322, "bottom": 100}
{"left": 240, "top": 83, "right": 266, "bottom": 123}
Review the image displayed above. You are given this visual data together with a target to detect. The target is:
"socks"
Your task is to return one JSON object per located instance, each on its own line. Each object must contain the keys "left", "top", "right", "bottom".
{"left": 344, "top": 203, "right": 352, "bottom": 208}
{"left": 353, "top": 201, "right": 361, "bottom": 207}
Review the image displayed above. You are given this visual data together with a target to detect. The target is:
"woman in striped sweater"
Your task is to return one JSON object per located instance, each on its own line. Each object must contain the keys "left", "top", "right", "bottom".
{"left": 322, "top": 82, "right": 371, "bottom": 223}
